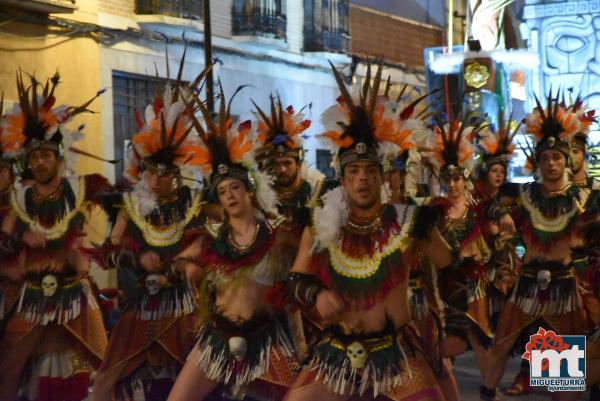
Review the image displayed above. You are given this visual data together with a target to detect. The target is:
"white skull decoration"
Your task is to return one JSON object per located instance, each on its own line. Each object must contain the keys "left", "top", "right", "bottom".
{"left": 536, "top": 269, "right": 551, "bottom": 291}
{"left": 346, "top": 341, "right": 368, "bottom": 369}
{"left": 41, "top": 274, "right": 58, "bottom": 297}
{"left": 145, "top": 274, "right": 161, "bottom": 296}
{"left": 228, "top": 336, "right": 248, "bottom": 361}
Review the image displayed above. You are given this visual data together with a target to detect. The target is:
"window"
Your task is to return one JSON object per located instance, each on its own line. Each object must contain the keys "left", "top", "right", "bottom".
{"left": 135, "top": 0, "right": 203, "bottom": 20}
{"left": 232, "top": 0, "right": 287, "bottom": 39}
{"left": 112, "top": 72, "right": 167, "bottom": 183}
{"left": 316, "top": 148, "right": 335, "bottom": 178}
{"left": 303, "top": 0, "right": 349, "bottom": 52}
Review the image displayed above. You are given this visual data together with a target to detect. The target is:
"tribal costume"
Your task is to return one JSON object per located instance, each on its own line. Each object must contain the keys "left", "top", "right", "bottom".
{"left": 472, "top": 120, "right": 522, "bottom": 331}
{"left": 384, "top": 85, "right": 446, "bottom": 376}
{"left": 428, "top": 116, "right": 493, "bottom": 347}
{"left": 491, "top": 182, "right": 600, "bottom": 343}
{"left": 568, "top": 105, "right": 600, "bottom": 328}
{"left": 0, "top": 95, "right": 21, "bottom": 335}
{"left": 253, "top": 96, "right": 330, "bottom": 359}
{"left": 191, "top": 217, "right": 297, "bottom": 400}
{"left": 490, "top": 93, "right": 600, "bottom": 345}
{"left": 0, "top": 72, "right": 110, "bottom": 401}
{"left": 253, "top": 95, "right": 326, "bottom": 269}
{"left": 480, "top": 91, "right": 600, "bottom": 400}
{"left": 298, "top": 199, "right": 444, "bottom": 400}
{"left": 90, "top": 60, "right": 207, "bottom": 401}
{"left": 286, "top": 62, "right": 445, "bottom": 401}
{"left": 181, "top": 84, "right": 298, "bottom": 400}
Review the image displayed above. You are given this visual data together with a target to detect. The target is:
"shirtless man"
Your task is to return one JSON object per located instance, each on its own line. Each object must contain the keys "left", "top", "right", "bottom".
{"left": 480, "top": 94, "right": 600, "bottom": 400}
{"left": 0, "top": 72, "right": 110, "bottom": 401}
{"left": 283, "top": 63, "right": 455, "bottom": 401}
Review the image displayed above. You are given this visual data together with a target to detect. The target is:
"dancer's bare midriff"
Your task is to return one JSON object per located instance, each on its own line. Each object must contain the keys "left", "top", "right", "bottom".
{"left": 214, "top": 277, "right": 273, "bottom": 322}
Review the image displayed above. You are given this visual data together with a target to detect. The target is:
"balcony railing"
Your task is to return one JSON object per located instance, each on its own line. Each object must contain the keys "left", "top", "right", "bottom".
{"left": 136, "top": 0, "right": 203, "bottom": 20}
{"left": 303, "top": 0, "right": 349, "bottom": 53}
{"left": 232, "top": 0, "right": 287, "bottom": 40}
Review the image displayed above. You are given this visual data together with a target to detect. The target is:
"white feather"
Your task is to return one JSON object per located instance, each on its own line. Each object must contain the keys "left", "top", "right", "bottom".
{"left": 144, "top": 105, "right": 155, "bottom": 129}
{"left": 320, "top": 105, "right": 348, "bottom": 134}
{"left": 398, "top": 118, "right": 425, "bottom": 134}
{"left": 251, "top": 166, "right": 279, "bottom": 218}
{"left": 381, "top": 182, "right": 390, "bottom": 203}
{"left": 301, "top": 165, "right": 325, "bottom": 190}
{"left": 133, "top": 175, "right": 159, "bottom": 217}
{"left": 313, "top": 186, "right": 348, "bottom": 251}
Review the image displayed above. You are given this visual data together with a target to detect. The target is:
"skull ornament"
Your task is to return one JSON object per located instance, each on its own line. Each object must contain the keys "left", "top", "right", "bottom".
{"left": 346, "top": 341, "right": 368, "bottom": 369}
{"left": 41, "top": 274, "right": 58, "bottom": 297}
{"left": 228, "top": 336, "right": 248, "bottom": 361}
{"left": 536, "top": 269, "right": 551, "bottom": 291}
{"left": 145, "top": 274, "right": 161, "bottom": 296}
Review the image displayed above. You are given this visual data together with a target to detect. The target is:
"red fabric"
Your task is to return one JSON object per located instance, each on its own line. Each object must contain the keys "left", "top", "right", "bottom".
{"left": 428, "top": 196, "right": 452, "bottom": 217}
{"left": 84, "top": 174, "right": 114, "bottom": 205}
{"left": 311, "top": 206, "right": 409, "bottom": 309}
{"left": 198, "top": 231, "right": 275, "bottom": 276}
{"left": 37, "top": 371, "right": 89, "bottom": 401}
{"left": 517, "top": 214, "right": 568, "bottom": 252}
{"left": 265, "top": 281, "right": 288, "bottom": 311}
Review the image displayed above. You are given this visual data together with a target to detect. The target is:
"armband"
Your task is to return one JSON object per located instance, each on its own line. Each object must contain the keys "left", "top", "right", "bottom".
{"left": 286, "top": 272, "right": 322, "bottom": 307}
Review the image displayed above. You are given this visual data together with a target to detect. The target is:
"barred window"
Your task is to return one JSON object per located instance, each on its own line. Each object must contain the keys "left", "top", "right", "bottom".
{"left": 112, "top": 72, "right": 166, "bottom": 183}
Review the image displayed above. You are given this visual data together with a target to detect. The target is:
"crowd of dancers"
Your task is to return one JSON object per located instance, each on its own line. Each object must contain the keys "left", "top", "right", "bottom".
{"left": 0, "top": 53, "right": 600, "bottom": 401}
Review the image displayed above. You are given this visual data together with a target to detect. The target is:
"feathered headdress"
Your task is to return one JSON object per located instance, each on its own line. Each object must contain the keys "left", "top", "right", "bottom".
{"left": 1, "top": 71, "right": 103, "bottom": 175}
{"left": 475, "top": 117, "right": 520, "bottom": 177}
{"left": 385, "top": 82, "right": 438, "bottom": 172}
{"left": 524, "top": 89, "right": 595, "bottom": 159}
{"left": 184, "top": 83, "right": 278, "bottom": 217}
{"left": 124, "top": 47, "right": 210, "bottom": 183}
{"left": 429, "top": 114, "right": 479, "bottom": 179}
{"left": 520, "top": 137, "right": 538, "bottom": 178}
{"left": 569, "top": 95, "right": 596, "bottom": 152}
{"left": 253, "top": 95, "right": 311, "bottom": 164}
{"left": 320, "top": 61, "right": 411, "bottom": 173}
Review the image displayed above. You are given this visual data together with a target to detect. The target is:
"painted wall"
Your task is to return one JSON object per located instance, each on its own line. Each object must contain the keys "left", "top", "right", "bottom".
{"left": 521, "top": 0, "right": 600, "bottom": 142}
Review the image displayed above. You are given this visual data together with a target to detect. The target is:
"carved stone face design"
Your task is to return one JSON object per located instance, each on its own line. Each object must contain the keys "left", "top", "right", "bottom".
{"left": 41, "top": 274, "right": 58, "bottom": 297}
{"left": 537, "top": 269, "right": 552, "bottom": 291}
{"left": 145, "top": 274, "right": 161, "bottom": 296}
{"left": 228, "top": 336, "right": 248, "bottom": 362}
{"left": 545, "top": 17, "right": 595, "bottom": 76}
{"left": 346, "top": 341, "right": 367, "bottom": 369}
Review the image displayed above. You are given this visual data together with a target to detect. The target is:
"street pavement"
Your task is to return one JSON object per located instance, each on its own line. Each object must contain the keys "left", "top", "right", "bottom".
{"left": 453, "top": 353, "right": 590, "bottom": 401}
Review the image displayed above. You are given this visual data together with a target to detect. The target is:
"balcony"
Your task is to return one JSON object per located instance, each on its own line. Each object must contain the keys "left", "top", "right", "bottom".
{"left": 135, "top": 0, "right": 203, "bottom": 20}
{"left": 303, "top": 0, "right": 349, "bottom": 53}
{"left": 0, "top": 0, "right": 77, "bottom": 14}
{"left": 232, "top": 0, "right": 287, "bottom": 40}
{"left": 304, "top": 29, "right": 349, "bottom": 53}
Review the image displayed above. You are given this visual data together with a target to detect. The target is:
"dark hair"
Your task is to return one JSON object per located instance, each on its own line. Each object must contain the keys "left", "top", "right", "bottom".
{"left": 341, "top": 160, "right": 383, "bottom": 178}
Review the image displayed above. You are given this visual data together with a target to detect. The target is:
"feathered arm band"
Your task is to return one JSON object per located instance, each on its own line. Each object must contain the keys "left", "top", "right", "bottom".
{"left": 286, "top": 272, "right": 322, "bottom": 307}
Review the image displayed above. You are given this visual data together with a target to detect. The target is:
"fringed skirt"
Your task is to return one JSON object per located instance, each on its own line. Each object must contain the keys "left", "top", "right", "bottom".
{"left": 292, "top": 322, "right": 443, "bottom": 400}
{"left": 409, "top": 271, "right": 444, "bottom": 376}
{"left": 439, "top": 258, "right": 492, "bottom": 346}
{"left": 96, "top": 280, "right": 199, "bottom": 401}
{"left": 0, "top": 277, "right": 107, "bottom": 401}
{"left": 190, "top": 311, "right": 298, "bottom": 400}
{"left": 494, "top": 261, "right": 588, "bottom": 346}
{"left": 0, "top": 278, "right": 21, "bottom": 331}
